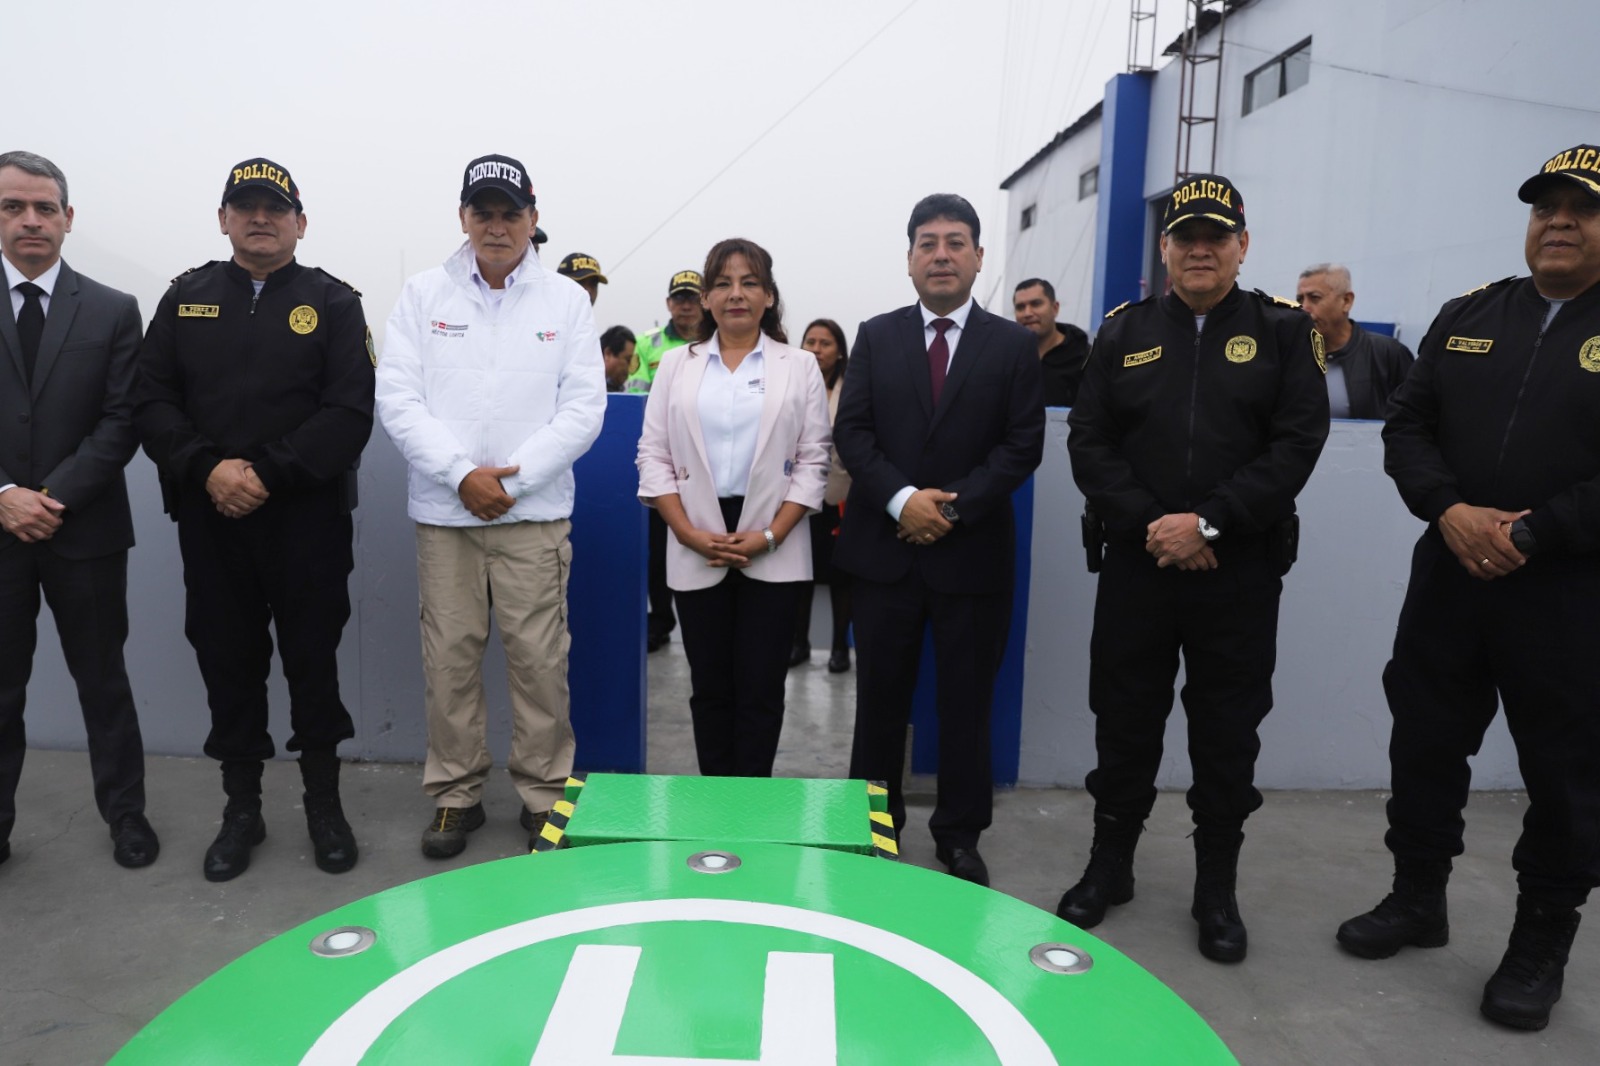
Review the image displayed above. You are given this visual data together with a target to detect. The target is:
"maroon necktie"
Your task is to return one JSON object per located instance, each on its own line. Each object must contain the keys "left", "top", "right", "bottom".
{"left": 928, "top": 317, "right": 953, "bottom": 405}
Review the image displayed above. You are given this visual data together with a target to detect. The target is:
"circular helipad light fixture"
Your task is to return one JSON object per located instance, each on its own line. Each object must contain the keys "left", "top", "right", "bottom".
{"left": 687, "top": 851, "right": 742, "bottom": 874}
{"left": 311, "top": 926, "right": 377, "bottom": 958}
{"left": 1030, "top": 942, "right": 1093, "bottom": 975}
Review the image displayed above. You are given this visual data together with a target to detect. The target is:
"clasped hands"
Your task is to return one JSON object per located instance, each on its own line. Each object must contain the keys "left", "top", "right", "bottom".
{"left": 207, "top": 459, "right": 270, "bottom": 519}
{"left": 459, "top": 465, "right": 520, "bottom": 522}
{"left": 1438, "top": 502, "right": 1528, "bottom": 581}
{"left": 0, "top": 486, "right": 66, "bottom": 541}
{"left": 681, "top": 527, "right": 773, "bottom": 568}
{"left": 1147, "top": 512, "right": 1217, "bottom": 570}
{"left": 896, "top": 488, "right": 956, "bottom": 546}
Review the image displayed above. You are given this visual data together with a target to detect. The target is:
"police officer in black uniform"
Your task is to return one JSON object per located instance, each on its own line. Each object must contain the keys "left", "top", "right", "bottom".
{"left": 1061, "top": 175, "right": 1330, "bottom": 962}
{"left": 133, "top": 158, "right": 374, "bottom": 882}
{"left": 1337, "top": 144, "right": 1600, "bottom": 1032}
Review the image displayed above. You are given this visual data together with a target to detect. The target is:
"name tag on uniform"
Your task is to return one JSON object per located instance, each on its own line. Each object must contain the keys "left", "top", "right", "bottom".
{"left": 747, "top": 377, "right": 766, "bottom": 395}
{"left": 1445, "top": 336, "right": 1493, "bottom": 353}
{"left": 178, "top": 304, "right": 220, "bottom": 318}
{"left": 1123, "top": 346, "right": 1161, "bottom": 367}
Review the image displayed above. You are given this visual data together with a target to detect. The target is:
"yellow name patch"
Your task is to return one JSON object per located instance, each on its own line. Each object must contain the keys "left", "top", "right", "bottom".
{"left": 288, "top": 305, "right": 318, "bottom": 335}
{"left": 178, "top": 304, "right": 219, "bottom": 318}
{"left": 1123, "top": 346, "right": 1162, "bottom": 368}
{"left": 1445, "top": 336, "right": 1493, "bottom": 354}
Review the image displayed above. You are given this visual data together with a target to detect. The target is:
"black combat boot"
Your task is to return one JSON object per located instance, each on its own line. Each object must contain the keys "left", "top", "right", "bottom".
{"left": 1191, "top": 825, "right": 1247, "bottom": 963}
{"left": 1480, "top": 896, "right": 1583, "bottom": 1031}
{"left": 1056, "top": 814, "right": 1143, "bottom": 928}
{"left": 204, "top": 760, "right": 266, "bottom": 883}
{"left": 1336, "top": 858, "right": 1450, "bottom": 959}
{"left": 299, "top": 749, "right": 358, "bottom": 874}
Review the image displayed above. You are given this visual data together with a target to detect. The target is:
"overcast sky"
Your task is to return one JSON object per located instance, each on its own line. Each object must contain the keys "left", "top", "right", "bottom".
{"left": 15, "top": 1, "right": 1185, "bottom": 342}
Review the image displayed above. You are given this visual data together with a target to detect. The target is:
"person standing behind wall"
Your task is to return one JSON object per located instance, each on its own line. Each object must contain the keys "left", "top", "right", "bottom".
{"left": 1295, "top": 263, "right": 1414, "bottom": 419}
{"left": 134, "top": 158, "right": 373, "bottom": 883}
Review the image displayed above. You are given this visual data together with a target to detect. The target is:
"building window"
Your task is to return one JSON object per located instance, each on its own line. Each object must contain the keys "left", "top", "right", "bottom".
{"left": 1243, "top": 37, "right": 1311, "bottom": 115}
{"left": 1021, "top": 204, "right": 1037, "bottom": 230}
{"left": 1078, "top": 166, "right": 1099, "bottom": 200}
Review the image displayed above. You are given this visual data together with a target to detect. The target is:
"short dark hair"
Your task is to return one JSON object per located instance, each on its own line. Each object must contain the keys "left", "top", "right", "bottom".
{"left": 0, "top": 150, "right": 68, "bottom": 208}
{"left": 600, "top": 325, "right": 634, "bottom": 356}
{"left": 801, "top": 318, "right": 850, "bottom": 387}
{"left": 1014, "top": 278, "right": 1056, "bottom": 302}
{"left": 695, "top": 237, "right": 787, "bottom": 344}
{"left": 906, "top": 193, "right": 980, "bottom": 247}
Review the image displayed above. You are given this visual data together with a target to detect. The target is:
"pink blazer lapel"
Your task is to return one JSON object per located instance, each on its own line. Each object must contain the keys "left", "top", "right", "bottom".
{"left": 751, "top": 340, "right": 791, "bottom": 466}
{"left": 674, "top": 344, "right": 716, "bottom": 482}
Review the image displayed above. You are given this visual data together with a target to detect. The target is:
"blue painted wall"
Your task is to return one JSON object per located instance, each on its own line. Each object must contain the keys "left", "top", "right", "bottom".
{"left": 568, "top": 395, "right": 648, "bottom": 772}
{"left": 1093, "top": 72, "right": 1155, "bottom": 321}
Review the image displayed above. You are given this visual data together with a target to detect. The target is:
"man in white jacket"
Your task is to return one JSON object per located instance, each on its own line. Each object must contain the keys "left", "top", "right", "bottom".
{"left": 376, "top": 154, "right": 606, "bottom": 858}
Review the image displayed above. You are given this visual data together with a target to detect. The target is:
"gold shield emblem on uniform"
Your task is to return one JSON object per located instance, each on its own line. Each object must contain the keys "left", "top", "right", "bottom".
{"left": 366, "top": 327, "right": 377, "bottom": 367}
{"left": 289, "top": 305, "right": 318, "bottom": 335}
{"left": 1225, "top": 336, "right": 1257, "bottom": 364}
{"left": 1311, "top": 328, "right": 1327, "bottom": 374}
{"left": 1580, "top": 337, "right": 1600, "bottom": 373}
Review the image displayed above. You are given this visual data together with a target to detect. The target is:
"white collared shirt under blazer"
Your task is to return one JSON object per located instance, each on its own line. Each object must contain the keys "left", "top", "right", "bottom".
{"left": 637, "top": 333, "right": 832, "bottom": 591}
{"left": 376, "top": 241, "right": 607, "bottom": 525}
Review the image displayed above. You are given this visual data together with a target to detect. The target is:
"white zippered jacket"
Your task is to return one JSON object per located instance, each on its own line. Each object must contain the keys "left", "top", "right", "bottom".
{"left": 376, "top": 242, "right": 607, "bottom": 526}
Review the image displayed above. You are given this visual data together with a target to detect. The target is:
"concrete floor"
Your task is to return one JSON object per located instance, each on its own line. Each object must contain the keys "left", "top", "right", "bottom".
{"left": 1, "top": 638, "right": 1595, "bottom": 1065}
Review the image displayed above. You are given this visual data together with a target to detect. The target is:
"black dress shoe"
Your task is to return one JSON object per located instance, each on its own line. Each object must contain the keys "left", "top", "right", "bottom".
{"left": 935, "top": 844, "right": 990, "bottom": 887}
{"left": 827, "top": 649, "right": 851, "bottom": 673}
{"left": 788, "top": 642, "right": 811, "bottom": 668}
{"left": 111, "top": 812, "right": 160, "bottom": 869}
{"left": 647, "top": 632, "right": 670, "bottom": 653}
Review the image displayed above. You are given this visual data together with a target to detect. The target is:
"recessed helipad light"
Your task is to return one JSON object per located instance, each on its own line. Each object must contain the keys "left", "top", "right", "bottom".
{"left": 311, "top": 926, "right": 377, "bottom": 958}
{"left": 687, "top": 851, "right": 741, "bottom": 874}
{"left": 1030, "top": 942, "right": 1093, "bottom": 975}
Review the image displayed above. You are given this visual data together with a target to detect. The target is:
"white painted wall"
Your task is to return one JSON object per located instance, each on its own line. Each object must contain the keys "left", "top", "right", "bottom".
{"left": 1000, "top": 114, "right": 1102, "bottom": 333}
{"left": 1018, "top": 412, "right": 1521, "bottom": 791}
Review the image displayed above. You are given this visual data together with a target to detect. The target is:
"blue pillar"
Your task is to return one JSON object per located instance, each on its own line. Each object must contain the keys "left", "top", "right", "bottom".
{"left": 1093, "top": 72, "right": 1154, "bottom": 320}
{"left": 568, "top": 395, "right": 648, "bottom": 772}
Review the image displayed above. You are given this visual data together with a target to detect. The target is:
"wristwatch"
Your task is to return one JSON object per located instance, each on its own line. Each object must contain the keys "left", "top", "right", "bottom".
{"left": 939, "top": 502, "right": 960, "bottom": 522}
{"left": 762, "top": 527, "right": 778, "bottom": 554}
{"left": 1197, "top": 516, "right": 1221, "bottom": 542}
{"left": 1508, "top": 517, "right": 1538, "bottom": 557}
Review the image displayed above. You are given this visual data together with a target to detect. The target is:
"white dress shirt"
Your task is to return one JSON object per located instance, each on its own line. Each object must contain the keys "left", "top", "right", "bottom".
{"left": 699, "top": 332, "right": 767, "bottom": 498}
{"left": 887, "top": 298, "right": 976, "bottom": 521}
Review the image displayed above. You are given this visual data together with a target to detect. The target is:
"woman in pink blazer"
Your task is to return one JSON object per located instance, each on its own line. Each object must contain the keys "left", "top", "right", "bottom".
{"left": 636, "top": 238, "right": 831, "bottom": 776}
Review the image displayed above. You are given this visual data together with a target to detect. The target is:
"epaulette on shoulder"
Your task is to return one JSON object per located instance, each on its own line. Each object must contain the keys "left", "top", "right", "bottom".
{"left": 1104, "top": 295, "right": 1153, "bottom": 320}
{"left": 1252, "top": 288, "right": 1301, "bottom": 310}
{"left": 1457, "top": 275, "right": 1518, "bottom": 299}
{"left": 316, "top": 267, "right": 363, "bottom": 298}
{"left": 169, "top": 261, "right": 218, "bottom": 285}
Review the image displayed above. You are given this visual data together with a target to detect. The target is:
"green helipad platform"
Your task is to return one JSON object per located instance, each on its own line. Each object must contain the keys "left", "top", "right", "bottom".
{"left": 113, "top": 840, "right": 1236, "bottom": 1064}
{"left": 541, "top": 773, "right": 896, "bottom": 857}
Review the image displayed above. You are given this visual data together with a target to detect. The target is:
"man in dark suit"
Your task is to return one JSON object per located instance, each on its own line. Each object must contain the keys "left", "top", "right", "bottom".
{"left": 834, "top": 193, "right": 1045, "bottom": 886}
{"left": 0, "top": 150, "right": 155, "bottom": 869}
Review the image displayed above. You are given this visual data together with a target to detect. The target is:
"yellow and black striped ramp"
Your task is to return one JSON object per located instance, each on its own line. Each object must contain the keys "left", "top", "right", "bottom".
{"left": 530, "top": 774, "right": 588, "bottom": 855}
{"left": 867, "top": 780, "right": 899, "bottom": 859}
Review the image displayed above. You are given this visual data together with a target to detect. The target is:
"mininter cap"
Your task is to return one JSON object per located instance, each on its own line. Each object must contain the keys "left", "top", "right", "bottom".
{"left": 558, "top": 253, "right": 609, "bottom": 285}
{"left": 461, "top": 153, "right": 535, "bottom": 208}
{"left": 668, "top": 269, "right": 703, "bottom": 296}
{"left": 1518, "top": 144, "right": 1600, "bottom": 204}
{"left": 1162, "top": 173, "right": 1245, "bottom": 233}
{"left": 222, "top": 157, "right": 301, "bottom": 211}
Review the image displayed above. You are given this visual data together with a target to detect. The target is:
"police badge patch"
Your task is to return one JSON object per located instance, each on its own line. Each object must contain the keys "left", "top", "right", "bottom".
{"left": 1311, "top": 329, "right": 1327, "bottom": 374}
{"left": 366, "top": 327, "right": 377, "bottom": 367}
{"left": 1580, "top": 337, "right": 1600, "bottom": 373}
{"left": 289, "top": 305, "right": 319, "bottom": 334}
{"left": 1225, "top": 336, "right": 1257, "bottom": 364}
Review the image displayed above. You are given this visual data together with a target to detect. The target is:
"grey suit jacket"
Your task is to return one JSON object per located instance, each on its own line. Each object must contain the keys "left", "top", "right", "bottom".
{"left": 0, "top": 259, "right": 143, "bottom": 559}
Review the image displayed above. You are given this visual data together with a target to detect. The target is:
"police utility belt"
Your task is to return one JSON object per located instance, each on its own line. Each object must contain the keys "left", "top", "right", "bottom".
{"left": 1081, "top": 504, "right": 1299, "bottom": 576}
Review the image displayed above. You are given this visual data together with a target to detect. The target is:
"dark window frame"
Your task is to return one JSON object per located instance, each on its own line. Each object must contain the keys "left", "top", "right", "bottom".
{"left": 1078, "top": 165, "right": 1099, "bottom": 201}
{"left": 1021, "top": 204, "right": 1037, "bottom": 230}
{"left": 1243, "top": 36, "right": 1312, "bottom": 116}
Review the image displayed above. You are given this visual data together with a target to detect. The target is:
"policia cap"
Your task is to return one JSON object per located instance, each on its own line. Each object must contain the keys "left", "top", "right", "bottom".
{"left": 222, "top": 157, "right": 301, "bottom": 211}
{"left": 1518, "top": 144, "right": 1600, "bottom": 204}
{"left": 1162, "top": 173, "right": 1245, "bottom": 233}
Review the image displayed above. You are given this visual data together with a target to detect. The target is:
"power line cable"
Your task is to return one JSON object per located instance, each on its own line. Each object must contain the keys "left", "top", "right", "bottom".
{"left": 610, "top": 0, "right": 923, "bottom": 271}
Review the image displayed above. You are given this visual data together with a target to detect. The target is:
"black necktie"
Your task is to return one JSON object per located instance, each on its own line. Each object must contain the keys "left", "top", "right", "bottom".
{"left": 16, "top": 281, "right": 44, "bottom": 386}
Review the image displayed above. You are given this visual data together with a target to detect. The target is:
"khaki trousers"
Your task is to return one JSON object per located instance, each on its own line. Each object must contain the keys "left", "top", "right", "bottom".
{"left": 417, "top": 520, "right": 575, "bottom": 812}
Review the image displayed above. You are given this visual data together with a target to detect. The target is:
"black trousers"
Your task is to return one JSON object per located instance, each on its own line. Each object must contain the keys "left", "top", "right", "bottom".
{"left": 1085, "top": 539, "right": 1282, "bottom": 829}
{"left": 673, "top": 498, "right": 804, "bottom": 777}
{"left": 647, "top": 509, "right": 676, "bottom": 639}
{"left": 1384, "top": 532, "right": 1600, "bottom": 905}
{"left": 847, "top": 565, "right": 1012, "bottom": 849}
{"left": 0, "top": 544, "right": 145, "bottom": 841}
{"left": 176, "top": 485, "right": 356, "bottom": 763}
